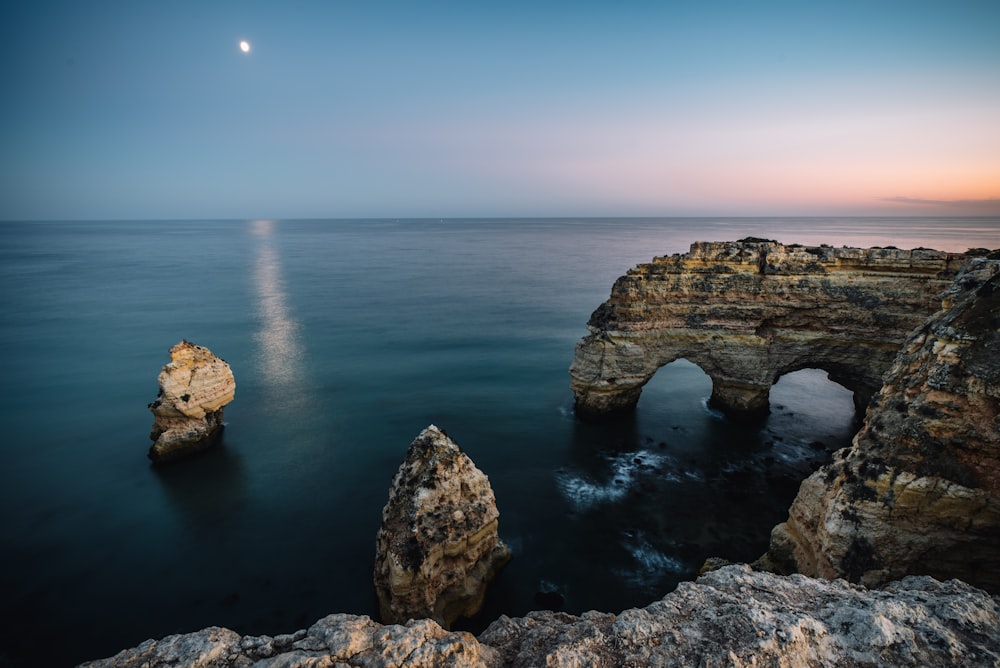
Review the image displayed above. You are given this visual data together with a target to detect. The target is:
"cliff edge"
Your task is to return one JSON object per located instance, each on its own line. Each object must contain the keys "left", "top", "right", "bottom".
{"left": 81, "top": 565, "right": 1000, "bottom": 667}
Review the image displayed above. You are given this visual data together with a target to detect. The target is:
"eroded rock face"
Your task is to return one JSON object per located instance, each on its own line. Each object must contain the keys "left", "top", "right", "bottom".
{"left": 570, "top": 240, "right": 967, "bottom": 420}
{"left": 762, "top": 257, "right": 1000, "bottom": 592}
{"left": 80, "top": 614, "right": 496, "bottom": 668}
{"left": 374, "top": 425, "right": 511, "bottom": 629}
{"left": 147, "top": 340, "right": 236, "bottom": 464}
{"left": 83, "top": 566, "right": 1000, "bottom": 667}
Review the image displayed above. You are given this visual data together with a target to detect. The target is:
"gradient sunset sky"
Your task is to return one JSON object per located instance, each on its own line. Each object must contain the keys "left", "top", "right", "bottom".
{"left": 2, "top": 1, "right": 998, "bottom": 220}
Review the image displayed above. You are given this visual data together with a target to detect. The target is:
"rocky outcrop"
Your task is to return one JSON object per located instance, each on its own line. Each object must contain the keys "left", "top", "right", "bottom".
{"left": 82, "top": 565, "right": 1000, "bottom": 667}
{"left": 761, "top": 256, "right": 1000, "bottom": 592}
{"left": 374, "top": 425, "right": 511, "bottom": 629}
{"left": 80, "top": 614, "right": 495, "bottom": 668}
{"left": 570, "top": 240, "right": 967, "bottom": 419}
{"left": 147, "top": 340, "right": 236, "bottom": 464}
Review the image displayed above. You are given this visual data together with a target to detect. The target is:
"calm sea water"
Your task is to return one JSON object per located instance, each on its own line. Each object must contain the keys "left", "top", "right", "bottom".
{"left": 1, "top": 217, "right": 997, "bottom": 666}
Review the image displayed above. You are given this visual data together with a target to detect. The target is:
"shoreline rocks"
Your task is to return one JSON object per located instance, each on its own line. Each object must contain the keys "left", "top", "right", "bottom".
{"left": 147, "top": 340, "right": 236, "bottom": 464}
{"left": 373, "top": 425, "right": 511, "bottom": 629}
{"left": 81, "top": 565, "right": 1000, "bottom": 667}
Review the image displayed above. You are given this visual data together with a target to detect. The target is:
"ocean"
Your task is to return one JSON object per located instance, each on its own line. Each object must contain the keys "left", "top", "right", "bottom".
{"left": 1, "top": 217, "right": 997, "bottom": 666}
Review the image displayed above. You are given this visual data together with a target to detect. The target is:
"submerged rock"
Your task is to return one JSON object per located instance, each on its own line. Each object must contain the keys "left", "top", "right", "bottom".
{"left": 147, "top": 340, "right": 235, "bottom": 464}
{"left": 762, "top": 256, "right": 1000, "bottom": 591}
{"left": 83, "top": 565, "right": 1000, "bottom": 667}
{"left": 374, "top": 425, "right": 511, "bottom": 629}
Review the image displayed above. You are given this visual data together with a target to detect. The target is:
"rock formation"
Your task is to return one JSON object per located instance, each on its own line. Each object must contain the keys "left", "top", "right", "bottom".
{"left": 147, "top": 340, "right": 236, "bottom": 464}
{"left": 761, "top": 255, "right": 1000, "bottom": 592}
{"left": 374, "top": 425, "right": 511, "bottom": 629}
{"left": 570, "top": 239, "right": 967, "bottom": 420}
{"left": 84, "top": 247, "right": 1000, "bottom": 666}
{"left": 82, "top": 565, "right": 1000, "bottom": 667}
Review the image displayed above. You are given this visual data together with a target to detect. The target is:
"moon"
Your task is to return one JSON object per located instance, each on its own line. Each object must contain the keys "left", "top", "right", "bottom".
{"left": 239, "top": 40, "right": 251, "bottom": 53}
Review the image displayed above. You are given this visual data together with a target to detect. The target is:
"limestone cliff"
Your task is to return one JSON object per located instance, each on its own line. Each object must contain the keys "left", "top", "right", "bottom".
{"left": 762, "top": 256, "right": 1000, "bottom": 592}
{"left": 82, "top": 565, "right": 1000, "bottom": 667}
{"left": 570, "top": 240, "right": 967, "bottom": 419}
{"left": 147, "top": 340, "right": 236, "bottom": 464}
{"left": 374, "top": 425, "right": 511, "bottom": 629}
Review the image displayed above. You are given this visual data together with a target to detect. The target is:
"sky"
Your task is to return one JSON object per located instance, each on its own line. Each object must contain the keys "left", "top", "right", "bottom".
{"left": 1, "top": 1, "right": 999, "bottom": 220}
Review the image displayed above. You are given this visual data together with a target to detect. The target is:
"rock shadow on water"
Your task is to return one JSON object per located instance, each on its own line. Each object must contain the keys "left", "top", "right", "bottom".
{"left": 153, "top": 438, "right": 248, "bottom": 537}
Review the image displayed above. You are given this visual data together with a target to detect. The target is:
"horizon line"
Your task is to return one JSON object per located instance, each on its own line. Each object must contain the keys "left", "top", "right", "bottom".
{"left": 4, "top": 214, "right": 1000, "bottom": 224}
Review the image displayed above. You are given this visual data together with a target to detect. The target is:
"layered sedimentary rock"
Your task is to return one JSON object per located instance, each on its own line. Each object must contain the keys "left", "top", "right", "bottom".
{"left": 762, "top": 256, "right": 1000, "bottom": 592}
{"left": 147, "top": 340, "right": 236, "bottom": 464}
{"left": 374, "top": 425, "right": 511, "bottom": 629}
{"left": 571, "top": 239, "right": 967, "bottom": 419}
{"left": 83, "top": 565, "right": 1000, "bottom": 667}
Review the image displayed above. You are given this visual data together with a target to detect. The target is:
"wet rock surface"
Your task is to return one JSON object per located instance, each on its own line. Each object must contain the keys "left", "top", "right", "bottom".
{"left": 148, "top": 340, "right": 236, "bottom": 464}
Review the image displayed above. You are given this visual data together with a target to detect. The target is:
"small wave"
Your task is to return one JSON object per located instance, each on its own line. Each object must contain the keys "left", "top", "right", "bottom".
{"left": 554, "top": 470, "right": 628, "bottom": 510}
{"left": 700, "top": 397, "right": 726, "bottom": 420}
{"left": 555, "top": 450, "right": 681, "bottom": 511}
{"left": 615, "top": 530, "right": 685, "bottom": 591}
{"left": 501, "top": 534, "right": 524, "bottom": 556}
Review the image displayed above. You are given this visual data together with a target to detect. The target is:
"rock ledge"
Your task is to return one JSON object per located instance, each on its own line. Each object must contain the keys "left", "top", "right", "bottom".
{"left": 83, "top": 565, "right": 1000, "bottom": 667}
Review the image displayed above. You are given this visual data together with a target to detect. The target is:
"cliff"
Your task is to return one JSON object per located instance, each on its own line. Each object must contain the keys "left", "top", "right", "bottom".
{"left": 148, "top": 340, "right": 236, "bottom": 464}
{"left": 374, "top": 425, "right": 511, "bottom": 629}
{"left": 570, "top": 240, "right": 967, "bottom": 419}
{"left": 761, "top": 255, "right": 1000, "bottom": 591}
{"left": 81, "top": 565, "right": 1000, "bottom": 667}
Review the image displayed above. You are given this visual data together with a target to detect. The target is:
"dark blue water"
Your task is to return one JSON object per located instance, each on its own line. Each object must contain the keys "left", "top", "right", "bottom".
{"left": 1, "top": 218, "right": 997, "bottom": 666}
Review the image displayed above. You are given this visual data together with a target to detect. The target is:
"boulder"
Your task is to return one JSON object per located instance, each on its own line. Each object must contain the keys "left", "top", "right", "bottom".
{"left": 373, "top": 425, "right": 511, "bottom": 629}
{"left": 147, "top": 340, "right": 236, "bottom": 464}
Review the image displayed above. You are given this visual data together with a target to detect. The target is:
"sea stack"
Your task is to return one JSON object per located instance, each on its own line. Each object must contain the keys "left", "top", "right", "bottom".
{"left": 147, "top": 340, "right": 236, "bottom": 464}
{"left": 374, "top": 425, "right": 511, "bottom": 629}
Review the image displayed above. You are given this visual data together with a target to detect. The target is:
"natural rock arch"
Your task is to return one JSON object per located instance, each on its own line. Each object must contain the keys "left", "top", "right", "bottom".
{"left": 570, "top": 240, "right": 968, "bottom": 421}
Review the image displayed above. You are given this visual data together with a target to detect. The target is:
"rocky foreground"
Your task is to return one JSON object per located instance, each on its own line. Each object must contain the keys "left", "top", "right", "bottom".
{"left": 82, "top": 565, "right": 1000, "bottom": 667}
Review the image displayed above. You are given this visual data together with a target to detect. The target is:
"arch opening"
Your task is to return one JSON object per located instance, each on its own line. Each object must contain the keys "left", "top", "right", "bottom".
{"left": 634, "top": 358, "right": 714, "bottom": 433}
{"left": 770, "top": 367, "right": 863, "bottom": 423}
{"left": 765, "top": 368, "right": 860, "bottom": 472}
